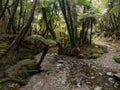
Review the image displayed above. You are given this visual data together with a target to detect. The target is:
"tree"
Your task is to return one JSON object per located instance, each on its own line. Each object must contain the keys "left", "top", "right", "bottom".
{"left": 100, "top": 0, "right": 120, "bottom": 40}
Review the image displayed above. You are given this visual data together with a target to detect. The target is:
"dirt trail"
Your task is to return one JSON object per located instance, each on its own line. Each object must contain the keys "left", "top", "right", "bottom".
{"left": 22, "top": 54, "right": 72, "bottom": 90}
{"left": 22, "top": 44, "right": 120, "bottom": 90}
{"left": 91, "top": 44, "right": 120, "bottom": 72}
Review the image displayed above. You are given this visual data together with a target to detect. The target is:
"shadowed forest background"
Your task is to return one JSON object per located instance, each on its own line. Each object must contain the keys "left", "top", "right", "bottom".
{"left": 0, "top": 0, "right": 120, "bottom": 90}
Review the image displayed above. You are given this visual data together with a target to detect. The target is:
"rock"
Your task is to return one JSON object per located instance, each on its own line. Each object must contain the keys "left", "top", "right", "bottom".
{"left": 114, "top": 73, "right": 120, "bottom": 79}
{"left": 113, "top": 73, "right": 120, "bottom": 82}
{"left": 108, "top": 78, "right": 115, "bottom": 83}
{"left": 94, "top": 86, "right": 102, "bottom": 90}
{"left": 114, "top": 82, "right": 119, "bottom": 88}
{"left": 57, "top": 60, "right": 65, "bottom": 63}
{"left": 55, "top": 60, "right": 65, "bottom": 68}
{"left": 80, "top": 84, "right": 90, "bottom": 90}
{"left": 106, "top": 72, "right": 114, "bottom": 76}
{"left": 90, "top": 76, "right": 95, "bottom": 79}
{"left": 99, "top": 72, "right": 103, "bottom": 76}
{"left": 76, "top": 79, "right": 82, "bottom": 87}
{"left": 56, "top": 63, "right": 64, "bottom": 68}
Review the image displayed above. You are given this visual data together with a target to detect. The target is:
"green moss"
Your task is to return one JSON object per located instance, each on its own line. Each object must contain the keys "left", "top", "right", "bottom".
{"left": 114, "top": 54, "right": 120, "bottom": 63}
{"left": 0, "top": 84, "right": 10, "bottom": 90}
{"left": 0, "top": 55, "right": 21, "bottom": 71}
{"left": 0, "top": 42, "right": 8, "bottom": 50}
{"left": 48, "top": 47, "right": 58, "bottom": 53}
{"left": 115, "top": 46, "right": 120, "bottom": 52}
{"left": 22, "top": 61, "right": 37, "bottom": 70}
{"left": 11, "top": 70, "right": 28, "bottom": 80}
{"left": 23, "top": 53, "right": 34, "bottom": 59}
{"left": 84, "top": 48, "right": 105, "bottom": 59}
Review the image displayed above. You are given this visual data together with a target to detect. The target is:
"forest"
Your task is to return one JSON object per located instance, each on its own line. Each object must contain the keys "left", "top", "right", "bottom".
{"left": 0, "top": 0, "right": 120, "bottom": 90}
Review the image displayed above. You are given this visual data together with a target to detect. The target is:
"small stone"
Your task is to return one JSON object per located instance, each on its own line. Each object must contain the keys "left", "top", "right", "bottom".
{"left": 80, "top": 84, "right": 90, "bottom": 90}
{"left": 57, "top": 60, "right": 65, "bottom": 63}
{"left": 114, "top": 82, "right": 119, "bottom": 88}
{"left": 56, "top": 63, "right": 64, "bottom": 67}
{"left": 55, "top": 60, "right": 65, "bottom": 68}
{"left": 86, "top": 81, "right": 91, "bottom": 84}
{"left": 99, "top": 72, "right": 103, "bottom": 76}
{"left": 106, "top": 72, "right": 113, "bottom": 76}
{"left": 90, "top": 73, "right": 94, "bottom": 75}
{"left": 94, "top": 86, "right": 102, "bottom": 90}
{"left": 54, "top": 53, "right": 57, "bottom": 55}
{"left": 91, "top": 76, "right": 95, "bottom": 79}
{"left": 108, "top": 78, "right": 115, "bottom": 83}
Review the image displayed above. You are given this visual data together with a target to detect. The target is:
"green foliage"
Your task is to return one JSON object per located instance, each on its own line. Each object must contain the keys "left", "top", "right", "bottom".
{"left": 40, "top": 0, "right": 55, "bottom": 8}
{"left": 76, "top": 0, "right": 90, "bottom": 6}
{"left": 108, "top": 0, "right": 120, "bottom": 14}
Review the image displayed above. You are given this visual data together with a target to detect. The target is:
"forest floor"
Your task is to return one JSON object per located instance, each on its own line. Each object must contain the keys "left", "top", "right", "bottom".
{"left": 21, "top": 41, "right": 120, "bottom": 90}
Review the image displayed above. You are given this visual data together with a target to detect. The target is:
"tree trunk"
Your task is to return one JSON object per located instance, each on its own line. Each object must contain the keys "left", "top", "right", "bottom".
{"left": 6, "top": 0, "right": 19, "bottom": 34}
{"left": 0, "top": 0, "right": 37, "bottom": 58}
{"left": 90, "top": 20, "right": 93, "bottom": 44}
{"left": 0, "top": 0, "right": 9, "bottom": 19}
{"left": 17, "top": 0, "right": 23, "bottom": 32}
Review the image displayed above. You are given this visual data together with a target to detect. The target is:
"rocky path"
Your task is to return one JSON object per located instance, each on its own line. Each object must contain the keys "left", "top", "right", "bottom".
{"left": 22, "top": 54, "right": 72, "bottom": 90}
{"left": 91, "top": 44, "right": 120, "bottom": 72}
{"left": 22, "top": 44, "right": 120, "bottom": 90}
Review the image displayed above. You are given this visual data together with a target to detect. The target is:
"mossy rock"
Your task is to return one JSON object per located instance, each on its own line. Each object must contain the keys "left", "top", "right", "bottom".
{"left": 114, "top": 54, "right": 120, "bottom": 63}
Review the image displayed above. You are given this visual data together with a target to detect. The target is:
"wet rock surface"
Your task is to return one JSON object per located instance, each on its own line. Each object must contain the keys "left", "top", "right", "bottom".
{"left": 22, "top": 44, "right": 120, "bottom": 90}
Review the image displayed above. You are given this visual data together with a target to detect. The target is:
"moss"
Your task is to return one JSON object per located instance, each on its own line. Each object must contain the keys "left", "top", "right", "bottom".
{"left": 22, "top": 61, "right": 37, "bottom": 70}
{"left": 11, "top": 70, "right": 28, "bottom": 80}
{"left": 84, "top": 48, "right": 105, "bottom": 59}
{"left": 48, "top": 47, "right": 58, "bottom": 53}
{"left": 23, "top": 53, "right": 34, "bottom": 59}
{"left": 0, "top": 84, "right": 10, "bottom": 90}
{"left": 0, "top": 42, "right": 8, "bottom": 50}
{"left": 114, "top": 54, "right": 120, "bottom": 63}
{"left": 0, "top": 55, "right": 22, "bottom": 71}
{"left": 59, "top": 45, "right": 106, "bottom": 59}
{"left": 87, "top": 53, "right": 101, "bottom": 59}
{"left": 115, "top": 46, "right": 120, "bottom": 52}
